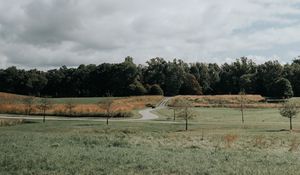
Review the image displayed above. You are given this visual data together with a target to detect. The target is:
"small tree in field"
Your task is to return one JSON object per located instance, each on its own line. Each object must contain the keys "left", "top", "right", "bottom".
{"left": 239, "top": 91, "right": 246, "bottom": 124}
{"left": 98, "top": 99, "right": 114, "bottom": 125}
{"left": 23, "top": 97, "right": 35, "bottom": 115}
{"left": 173, "top": 98, "right": 195, "bottom": 131}
{"left": 65, "top": 101, "right": 76, "bottom": 116}
{"left": 279, "top": 102, "right": 299, "bottom": 131}
{"left": 37, "top": 98, "right": 52, "bottom": 123}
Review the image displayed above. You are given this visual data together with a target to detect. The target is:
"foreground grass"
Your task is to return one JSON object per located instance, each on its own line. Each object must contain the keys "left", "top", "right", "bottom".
{"left": 1, "top": 119, "right": 300, "bottom": 175}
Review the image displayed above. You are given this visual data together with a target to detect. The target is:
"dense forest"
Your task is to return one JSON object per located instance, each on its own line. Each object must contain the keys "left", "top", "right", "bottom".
{"left": 0, "top": 56, "right": 299, "bottom": 98}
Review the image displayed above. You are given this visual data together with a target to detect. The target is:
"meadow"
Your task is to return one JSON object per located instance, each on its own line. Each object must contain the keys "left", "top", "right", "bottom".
{"left": 1, "top": 93, "right": 300, "bottom": 174}
{"left": 1, "top": 106, "right": 300, "bottom": 174}
{"left": 0, "top": 92, "right": 163, "bottom": 118}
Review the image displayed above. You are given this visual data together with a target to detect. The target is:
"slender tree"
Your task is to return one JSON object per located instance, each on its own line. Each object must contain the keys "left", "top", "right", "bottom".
{"left": 100, "top": 99, "right": 114, "bottom": 125}
{"left": 37, "top": 98, "right": 52, "bottom": 123}
{"left": 279, "top": 102, "right": 299, "bottom": 131}
{"left": 239, "top": 91, "right": 246, "bottom": 124}
{"left": 65, "top": 100, "right": 76, "bottom": 116}
{"left": 172, "top": 98, "right": 195, "bottom": 130}
{"left": 23, "top": 97, "right": 35, "bottom": 115}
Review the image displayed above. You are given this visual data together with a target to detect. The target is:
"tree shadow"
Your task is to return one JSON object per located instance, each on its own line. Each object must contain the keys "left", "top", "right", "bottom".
{"left": 264, "top": 129, "right": 289, "bottom": 132}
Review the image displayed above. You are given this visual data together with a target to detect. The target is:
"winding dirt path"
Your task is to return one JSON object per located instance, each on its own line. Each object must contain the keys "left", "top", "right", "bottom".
{"left": 137, "top": 97, "right": 170, "bottom": 120}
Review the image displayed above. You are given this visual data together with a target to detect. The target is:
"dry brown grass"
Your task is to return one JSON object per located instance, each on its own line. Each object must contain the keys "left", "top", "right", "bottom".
{"left": 223, "top": 134, "right": 239, "bottom": 148}
{"left": 169, "top": 95, "right": 279, "bottom": 108}
{"left": 0, "top": 118, "right": 25, "bottom": 127}
{"left": 0, "top": 93, "right": 163, "bottom": 116}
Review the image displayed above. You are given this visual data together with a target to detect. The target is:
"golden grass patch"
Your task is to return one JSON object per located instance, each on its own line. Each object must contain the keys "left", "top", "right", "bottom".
{"left": 0, "top": 94, "right": 163, "bottom": 116}
{"left": 169, "top": 95, "right": 279, "bottom": 108}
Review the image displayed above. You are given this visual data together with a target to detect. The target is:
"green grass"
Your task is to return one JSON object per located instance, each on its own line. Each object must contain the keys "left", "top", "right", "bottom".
{"left": 1, "top": 113, "right": 300, "bottom": 174}
{"left": 154, "top": 107, "right": 300, "bottom": 127}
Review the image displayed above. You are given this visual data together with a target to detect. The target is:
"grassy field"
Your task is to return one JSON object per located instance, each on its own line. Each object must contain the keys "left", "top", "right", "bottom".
{"left": 154, "top": 107, "right": 298, "bottom": 124}
{"left": 0, "top": 92, "right": 163, "bottom": 118}
{"left": 2, "top": 93, "right": 300, "bottom": 174}
{"left": 1, "top": 109, "right": 300, "bottom": 174}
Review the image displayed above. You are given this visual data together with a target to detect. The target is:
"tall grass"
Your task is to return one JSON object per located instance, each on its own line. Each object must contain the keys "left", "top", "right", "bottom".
{"left": 169, "top": 95, "right": 281, "bottom": 108}
{"left": 0, "top": 119, "right": 24, "bottom": 127}
{"left": 1, "top": 121, "right": 300, "bottom": 174}
{"left": 0, "top": 93, "right": 163, "bottom": 118}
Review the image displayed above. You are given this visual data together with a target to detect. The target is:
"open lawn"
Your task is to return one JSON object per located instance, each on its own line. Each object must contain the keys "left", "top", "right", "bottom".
{"left": 1, "top": 111, "right": 300, "bottom": 174}
{"left": 154, "top": 107, "right": 298, "bottom": 124}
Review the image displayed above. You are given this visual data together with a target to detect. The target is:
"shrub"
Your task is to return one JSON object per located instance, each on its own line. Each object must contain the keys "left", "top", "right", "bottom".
{"left": 273, "top": 78, "right": 294, "bottom": 98}
{"left": 149, "top": 84, "right": 164, "bottom": 95}
{"left": 129, "top": 81, "right": 147, "bottom": 95}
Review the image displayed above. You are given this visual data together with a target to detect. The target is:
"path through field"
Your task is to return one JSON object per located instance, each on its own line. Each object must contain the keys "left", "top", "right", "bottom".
{"left": 137, "top": 97, "right": 171, "bottom": 120}
{"left": 0, "top": 97, "right": 171, "bottom": 122}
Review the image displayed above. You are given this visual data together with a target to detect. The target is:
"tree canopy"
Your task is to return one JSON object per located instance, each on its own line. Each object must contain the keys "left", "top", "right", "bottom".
{"left": 0, "top": 56, "right": 299, "bottom": 98}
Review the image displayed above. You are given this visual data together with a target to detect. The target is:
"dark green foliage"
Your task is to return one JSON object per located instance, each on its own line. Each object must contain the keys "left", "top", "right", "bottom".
{"left": 284, "top": 59, "right": 300, "bottom": 96}
{"left": 0, "top": 56, "right": 300, "bottom": 97}
{"left": 149, "top": 84, "right": 164, "bottom": 95}
{"left": 180, "top": 73, "right": 202, "bottom": 95}
{"left": 279, "top": 102, "right": 299, "bottom": 130}
{"left": 273, "top": 78, "right": 294, "bottom": 98}
{"left": 129, "top": 81, "right": 147, "bottom": 95}
{"left": 218, "top": 57, "right": 257, "bottom": 94}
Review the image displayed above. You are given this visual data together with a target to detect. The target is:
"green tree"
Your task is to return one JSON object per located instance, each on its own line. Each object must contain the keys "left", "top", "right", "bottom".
{"left": 279, "top": 102, "right": 299, "bottom": 130}
{"left": 284, "top": 59, "right": 300, "bottom": 96}
{"left": 274, "top": 78, "right": 294, "bottom": 99}
{"left": 180, "top": 73, "right": 202, "bottom": 95}
{"left": 128, "top": 81, "right": 147, "bottom": 95}
{"left": 149, "top": 84, "right": 164, "bottom": 95}
{"left": 257, "top": 60, "right": 283, "bottom": 97}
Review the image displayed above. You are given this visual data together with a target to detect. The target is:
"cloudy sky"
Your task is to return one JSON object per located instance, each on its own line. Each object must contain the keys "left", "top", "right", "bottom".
{"left": 1, "top": 0, "right": 300, "bottom": 69}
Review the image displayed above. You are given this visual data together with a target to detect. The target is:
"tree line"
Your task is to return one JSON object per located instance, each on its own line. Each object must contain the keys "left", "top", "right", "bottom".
{"left": 0, "top": 56, "right": 300, "bottom": 98}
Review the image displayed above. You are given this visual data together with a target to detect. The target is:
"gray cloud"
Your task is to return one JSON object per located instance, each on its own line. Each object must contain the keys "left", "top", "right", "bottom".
{"left": 1, "top": 0, "right": 300, "bottom": 69}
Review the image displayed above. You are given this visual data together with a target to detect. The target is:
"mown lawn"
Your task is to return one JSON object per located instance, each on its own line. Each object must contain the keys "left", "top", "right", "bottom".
{"left": 1, "top": 115, "right": 300, "bottom": 175}
{"left": 154, "top": 107, "right": 300, "bottom": 128}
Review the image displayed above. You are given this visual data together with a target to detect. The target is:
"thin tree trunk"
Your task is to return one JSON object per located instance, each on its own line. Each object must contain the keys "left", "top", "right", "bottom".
{"left": 43, "top": 109, "right": 46, "bottom": 123}
{"left": 185, "top": 117, "right": 188, "bottom": 131}
{"left": 106, "top": 116, "right": 109, "bottom": 125}
{"left": 290, "top": 117, "right": 292, "bottom": 131}
{"left": 173, "top": 109, "right": 176, "bottom": 121}
{"left": 241, "top": 107, "right": 244, "bottom": 124}
{"left": 185, "top": 107, "right": 188, "bottom": 131}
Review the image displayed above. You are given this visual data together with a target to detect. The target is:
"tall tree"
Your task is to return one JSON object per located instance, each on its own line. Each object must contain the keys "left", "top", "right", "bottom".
{"left": 180, "top": 73, "right": 202, "bottom": 95}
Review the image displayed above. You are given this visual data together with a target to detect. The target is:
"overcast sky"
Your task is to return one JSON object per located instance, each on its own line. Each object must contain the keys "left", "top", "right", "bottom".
{"left": 1, "top": 0, "right": 300, "bottom": 69}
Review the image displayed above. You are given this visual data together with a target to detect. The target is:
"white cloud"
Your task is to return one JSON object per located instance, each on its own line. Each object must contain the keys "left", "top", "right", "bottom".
{"left": 0, "top": 0, "right": 300, "bottom": 69}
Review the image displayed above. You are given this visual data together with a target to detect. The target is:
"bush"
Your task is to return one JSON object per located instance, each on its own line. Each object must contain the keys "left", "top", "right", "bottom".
{"left": 273, "top": 78, "right": 294, "bottom": 98}
{"left": 149, "top": 84, "right": 164, "bottom": 95}
{"left": 129, "top": 81, "right": 147, "bottom": 95}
